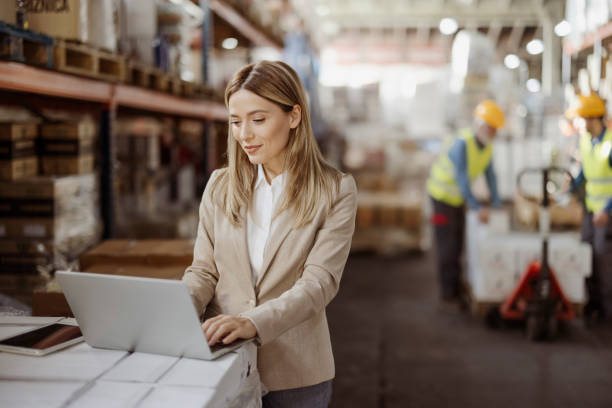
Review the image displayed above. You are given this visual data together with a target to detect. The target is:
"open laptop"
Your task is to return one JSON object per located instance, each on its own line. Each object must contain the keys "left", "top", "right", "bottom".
{"left": 56, "top": 271, "right": 250, "bottom": 360}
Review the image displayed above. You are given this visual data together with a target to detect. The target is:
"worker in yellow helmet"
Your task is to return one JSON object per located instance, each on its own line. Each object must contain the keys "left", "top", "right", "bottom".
{"left": 567, "top": 93, "right": 612, "bottom": 323}
{"left": 426, "top": 100, "right": 504, "bottom": 310}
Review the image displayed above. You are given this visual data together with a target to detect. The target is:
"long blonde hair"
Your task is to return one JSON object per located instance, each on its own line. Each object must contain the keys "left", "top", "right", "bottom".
{"left": 211, "top": 60, "right": 341, "bottom": 228}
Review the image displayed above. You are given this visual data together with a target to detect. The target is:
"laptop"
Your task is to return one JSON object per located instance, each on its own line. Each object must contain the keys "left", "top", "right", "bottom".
{"left": 55, "top": 271, "right": 250, "bottom": 360}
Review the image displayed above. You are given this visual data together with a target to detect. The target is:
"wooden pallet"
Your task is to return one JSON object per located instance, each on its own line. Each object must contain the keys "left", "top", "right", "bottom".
{"left": 0, "top": 22, "right": 53, "bottom": 68}
{"left": 54, "top": 40, "right": 126, "bottom": 82}
{"left": 170, "top": 76, "right": 182, "bottom": 96}
{"left": 126, "top": 61, "right": 155, "bottom": 88}
{"left": 150, "top": 68, "right": 171, "bottom": 92}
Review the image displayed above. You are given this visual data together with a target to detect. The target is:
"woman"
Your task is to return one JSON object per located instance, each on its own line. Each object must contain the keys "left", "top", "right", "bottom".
{"left": 182, "top": 60, "right": 357, "bottom": 407}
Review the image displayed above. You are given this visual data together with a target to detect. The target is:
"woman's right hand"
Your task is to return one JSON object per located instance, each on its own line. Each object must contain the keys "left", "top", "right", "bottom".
{"left": 202, "top": 314, "right": 257, "bottom": 346}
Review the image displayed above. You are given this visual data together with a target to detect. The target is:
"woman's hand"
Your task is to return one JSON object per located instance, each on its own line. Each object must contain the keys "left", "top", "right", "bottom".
{"left": 202, "top": 315, "right": 257, "bottom": 346}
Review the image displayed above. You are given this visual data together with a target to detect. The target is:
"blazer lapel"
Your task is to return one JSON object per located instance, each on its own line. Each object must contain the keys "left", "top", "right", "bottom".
{"left": 255, "top": 209, "right": 294, "bottom": 288}
{"left": 231, "top": 206, "right": 257, "bottom": 297}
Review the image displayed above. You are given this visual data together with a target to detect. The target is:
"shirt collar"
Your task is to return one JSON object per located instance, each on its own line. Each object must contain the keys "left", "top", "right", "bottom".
{"left": 255, "top": 164, "right": 285, "bottom": 189}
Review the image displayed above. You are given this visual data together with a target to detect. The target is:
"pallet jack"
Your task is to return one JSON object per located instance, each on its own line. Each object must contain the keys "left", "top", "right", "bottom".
{"left": 496, "top": 167, "right": 576, "bottom": 341}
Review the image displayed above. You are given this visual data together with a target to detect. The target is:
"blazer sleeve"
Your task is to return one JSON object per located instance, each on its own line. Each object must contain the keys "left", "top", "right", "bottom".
{"left": 240, "top": 174, "right": 358, "bottom": 345}
{"left": 182, "top": 169, "right": 222, "bottom": 317}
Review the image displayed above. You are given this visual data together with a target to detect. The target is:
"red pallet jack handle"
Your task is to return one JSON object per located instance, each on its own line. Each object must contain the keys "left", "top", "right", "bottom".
{"left": 500, "top": 261, "right": 575, "bottom": 321}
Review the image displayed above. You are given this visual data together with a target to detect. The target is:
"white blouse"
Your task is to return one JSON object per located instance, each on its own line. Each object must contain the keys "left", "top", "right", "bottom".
{"left": 246, "top": 164, "right": 285, "bottom": 286}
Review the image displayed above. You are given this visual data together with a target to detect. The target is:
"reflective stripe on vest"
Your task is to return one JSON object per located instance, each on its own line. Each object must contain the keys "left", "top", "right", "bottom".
{"left": 426, "top": 129, "right": 493, "bottom": 207}
{"left": 580, "top": 129, "right": 612, "bottom": 213}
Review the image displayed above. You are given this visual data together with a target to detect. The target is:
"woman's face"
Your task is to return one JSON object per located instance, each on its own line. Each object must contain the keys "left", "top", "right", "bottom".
{"left": 228, "top": 89, "right": 301, "bottom": 177}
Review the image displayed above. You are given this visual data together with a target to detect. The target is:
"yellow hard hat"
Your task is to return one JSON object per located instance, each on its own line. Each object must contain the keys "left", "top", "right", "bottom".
{"left": 568, "top": 94, "right": 606, "bottom": 118}
{"left": 474, "top": 100, "right": 505, "bottom": 129}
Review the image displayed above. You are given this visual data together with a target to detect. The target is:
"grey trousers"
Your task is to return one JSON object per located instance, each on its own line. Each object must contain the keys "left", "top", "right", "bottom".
{"left": 431, "top": 197, "right": 466, "bottom": 300}
{"left": 262, "top": 380, "right": 332, "bottom": 408}
{"left": 581, "top": 212, "right": 612, "bottom": 315}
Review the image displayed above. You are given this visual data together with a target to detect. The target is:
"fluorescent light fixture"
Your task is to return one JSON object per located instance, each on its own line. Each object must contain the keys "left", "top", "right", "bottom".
{"left": 222, "top": 37, "right": 238, "bottom": 50}
{"left": 504, "top": 54, "right": 520, "bottom": 69}
{"left": 554, "top": 20, "right": 571, "bottom": 37}
{"left": 526, "top": 39, "right": 544, "bottom": 55}
{"left": 439, "top": 18, "right": 458, "bottom": 36}
{"left": 526, "top": 78, "right": 541, "bottom": 93}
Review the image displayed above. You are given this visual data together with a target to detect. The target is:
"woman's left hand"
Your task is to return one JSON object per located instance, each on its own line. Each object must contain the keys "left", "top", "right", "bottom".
{"left": 202, "top": 315, "right": 257, "bottom": 346}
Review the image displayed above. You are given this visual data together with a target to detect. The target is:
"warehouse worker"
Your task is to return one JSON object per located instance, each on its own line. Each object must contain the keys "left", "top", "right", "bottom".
{"left": 567, "top": 93, "right": 612, "bottom": 322}
{"left": 427, "top": 100, "right": 503, "bottom": 307}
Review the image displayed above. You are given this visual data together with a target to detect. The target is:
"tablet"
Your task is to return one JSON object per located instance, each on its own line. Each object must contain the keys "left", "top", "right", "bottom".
{"left": 0, "top": 323, "right": 84, "bottom": 356}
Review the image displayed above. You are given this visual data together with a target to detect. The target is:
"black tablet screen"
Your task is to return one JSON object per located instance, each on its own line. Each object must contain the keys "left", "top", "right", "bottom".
{"left": 0, "top": 324, "right": 82, "bottom": 350}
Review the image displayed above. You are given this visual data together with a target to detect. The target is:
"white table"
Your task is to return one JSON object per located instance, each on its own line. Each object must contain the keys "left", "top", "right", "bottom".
{"left": 0, "top": 317, "right": 261, "bottom": 408}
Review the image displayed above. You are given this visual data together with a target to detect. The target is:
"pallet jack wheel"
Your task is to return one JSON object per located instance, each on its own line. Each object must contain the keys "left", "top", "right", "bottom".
{"left": 526, "top": 315, "right": 546, "bottom": 341}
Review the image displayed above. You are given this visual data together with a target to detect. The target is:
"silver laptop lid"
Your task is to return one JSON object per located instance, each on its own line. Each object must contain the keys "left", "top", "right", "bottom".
{"left": 56, "top": 271, "right": 212, "bottom": 360}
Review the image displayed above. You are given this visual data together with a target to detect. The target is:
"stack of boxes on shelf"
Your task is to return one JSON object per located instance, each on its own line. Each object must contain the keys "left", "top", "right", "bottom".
{"left": 0, "top": 123, "right": 38, "bottom": 180}
{"left": 40, "top": 121, "right": 96, "bottom": 175}
{"left": 0, "top": 119, "right": 101, "bottom": 308}
{"left": 349, "top": 139, "right": 431, "bottom": 254}
{"left": 33, "top": 239, "right": 194, "bottom": 316}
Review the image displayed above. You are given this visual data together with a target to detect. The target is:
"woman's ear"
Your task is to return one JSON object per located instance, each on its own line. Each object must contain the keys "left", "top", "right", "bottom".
{"left": 289, "top": 105, "right": 302, "bottom": 129}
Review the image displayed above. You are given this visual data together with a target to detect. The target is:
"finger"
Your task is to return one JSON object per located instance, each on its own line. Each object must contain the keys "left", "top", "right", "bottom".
{"left": 209, "top": 322, "right": 235, "bottom": 346}
{"left": 203, "top": 315, "right": 231, "bottom": 336}
{"left": 202, "top": 315, "right": 225, "bottom": 331}
{"left": 222, "top": 329, "right": 240, "bottom": 344}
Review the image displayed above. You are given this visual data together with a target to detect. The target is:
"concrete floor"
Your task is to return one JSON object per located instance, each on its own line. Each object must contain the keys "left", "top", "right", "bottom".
{"left": 327, "top": 251, "right": 612, "bottom": 408}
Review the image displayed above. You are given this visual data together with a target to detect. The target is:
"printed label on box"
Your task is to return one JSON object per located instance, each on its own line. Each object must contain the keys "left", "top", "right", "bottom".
{"left": 23, "top": 224, "right": 46, "bottom": 238}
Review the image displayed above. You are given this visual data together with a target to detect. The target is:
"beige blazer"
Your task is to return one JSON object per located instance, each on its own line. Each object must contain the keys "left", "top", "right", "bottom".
{"left": 182, "top": 168, "right": 357, "bottom": 391}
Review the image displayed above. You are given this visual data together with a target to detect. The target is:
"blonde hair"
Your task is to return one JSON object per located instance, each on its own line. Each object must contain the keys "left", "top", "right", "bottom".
{"left": 210, "top": 60, "right": 341, "bottom": 228}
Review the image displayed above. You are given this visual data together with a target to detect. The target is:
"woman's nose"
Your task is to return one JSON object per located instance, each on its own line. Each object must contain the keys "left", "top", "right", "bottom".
{"left": 239, "top": 124, "right": 253, "bottom": 141}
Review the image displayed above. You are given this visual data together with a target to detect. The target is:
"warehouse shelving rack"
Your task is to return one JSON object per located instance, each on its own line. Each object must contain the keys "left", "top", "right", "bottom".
{"left": 0, "top": 60, "right": 228, "bottom": 238}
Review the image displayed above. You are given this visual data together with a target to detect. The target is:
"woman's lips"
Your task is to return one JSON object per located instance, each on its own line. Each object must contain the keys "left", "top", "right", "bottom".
{"left": 244, "top": 145, "right": 261, "bottom": 154}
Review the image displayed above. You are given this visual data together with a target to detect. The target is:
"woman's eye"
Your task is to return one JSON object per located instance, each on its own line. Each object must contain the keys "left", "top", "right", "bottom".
{"left": 231, "top": 121, "right": 240, "bottom": 126}
{"left": 253, "top": 118, "right": 265, "bottom": 123}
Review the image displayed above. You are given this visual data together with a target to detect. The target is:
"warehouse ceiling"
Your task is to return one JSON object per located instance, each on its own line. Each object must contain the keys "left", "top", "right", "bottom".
{"left": 291, "top": 0, "right": 566, "bottom": 60}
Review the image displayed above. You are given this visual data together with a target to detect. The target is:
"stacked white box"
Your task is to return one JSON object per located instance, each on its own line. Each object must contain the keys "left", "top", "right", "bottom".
{"left": 466, "top": 211, "right": 591, "bottom": 304}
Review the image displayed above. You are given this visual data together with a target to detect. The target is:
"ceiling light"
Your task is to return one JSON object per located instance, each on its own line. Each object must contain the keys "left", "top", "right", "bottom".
{"left": 554, "top": 20, "right": 571, "bottom": 37}
{"left": 526, "top": 78, "right": 541, "bottom": 93}
{"left": 526, "top": 39, "right": 544, "bottom": 55}
{"left": 439, "top": 18, "right": 458, "bottom": 36}
{"left": 504, "top": 54, "right": 520, "bottom": 69}
{"left": 222, "top": 37, "right": 238, "bottom": 50}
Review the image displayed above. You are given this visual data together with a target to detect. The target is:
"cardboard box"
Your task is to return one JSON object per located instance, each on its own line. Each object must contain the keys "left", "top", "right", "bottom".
{"left": 0, "top": 1, "right": 16, "bottom": 25}
{"left": 39, "top": 121, "right": 96, "bottom": 175}
{"left": 86, "top": 264, "right": 185, "bottom": 280}
{"left": 0, "top": 156, "right": 38, "bottom": 180}
{"left": 32, "top": 289, "right": 72, "bottom": 317}
{"left": 26, "top": 0, "right": 89, "bottom": 44}
{"left": 0, "top": 239, "right": 76, "bottom": 273}
{"left": 41, "top": 121, "right": 96, "bottom": 140}
{"left": 0, "top": 174, "right": 101, "bottom": 253}
{"left": 26, "top": 0, "right": 117, "bottom": 52}
{"left": 41, "top": 155, "right": 94, "bottom": 175}
{"left": 80, "top": 239, "right": 194, "bottom": 270}
{"left": 0, "top": 123, "right": 38, "bottom": 141}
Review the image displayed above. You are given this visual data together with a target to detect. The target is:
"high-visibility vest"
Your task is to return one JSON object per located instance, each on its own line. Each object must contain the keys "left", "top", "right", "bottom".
{"left": 580, "top": 129, "right": 612, "bottom": 213}
{"left": 427, "top": 129, "right": 493, "bottom": 207}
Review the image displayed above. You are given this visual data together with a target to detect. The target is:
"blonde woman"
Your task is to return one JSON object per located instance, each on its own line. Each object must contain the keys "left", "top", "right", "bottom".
{"left": 182, "top": 60, "right": 357, "bottom": 407}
